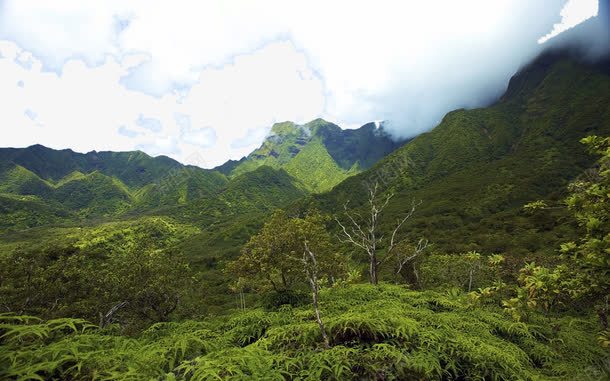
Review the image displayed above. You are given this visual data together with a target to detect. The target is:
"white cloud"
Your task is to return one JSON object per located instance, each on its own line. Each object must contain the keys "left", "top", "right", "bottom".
{"left": 0, "top": 0, "right": 606, "bottom": 167}
{"left": 181, "top": 126, "right": 217, "bottom": 149}
{"left": 539, "top": 0, "right": 599, "bottom": 43}
{"left": 118, "top": 125, "right": 140, "bottom": 138}
{"left": 0, "top": 38, "right": 325, "bottom": 167}
{"left": 135, "top": 114, "right": 163, "bottom": 133}
{"left": 24, "top": 108, "right": 37, "bottom": 121}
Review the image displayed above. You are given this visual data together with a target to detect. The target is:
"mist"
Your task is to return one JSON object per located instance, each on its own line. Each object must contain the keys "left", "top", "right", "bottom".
{"left": 342, "top": 1, "right": 610, "bottom": 140}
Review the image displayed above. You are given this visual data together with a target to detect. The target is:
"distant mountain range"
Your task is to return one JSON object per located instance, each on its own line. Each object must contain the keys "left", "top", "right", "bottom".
{"left": 0, "top": 119, "right": 402, "bottom": 231}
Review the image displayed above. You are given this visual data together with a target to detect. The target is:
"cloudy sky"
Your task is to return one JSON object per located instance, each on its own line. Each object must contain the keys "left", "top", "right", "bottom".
{"left": 0, "top": 0, "right": 603, "bottom": 168}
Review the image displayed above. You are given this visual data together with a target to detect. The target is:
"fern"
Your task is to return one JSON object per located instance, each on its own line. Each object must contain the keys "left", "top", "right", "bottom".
{"left": 1, "top": 285, "right": 606, "bottom": 380}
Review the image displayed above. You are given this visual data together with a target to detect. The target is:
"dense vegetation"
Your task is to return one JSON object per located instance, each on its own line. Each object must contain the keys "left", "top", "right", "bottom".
{"left": 2, "top": 285, "right": 607, "bottom": 380}
{"left": 1, "top": 47, "right": 610, "bottom": 380}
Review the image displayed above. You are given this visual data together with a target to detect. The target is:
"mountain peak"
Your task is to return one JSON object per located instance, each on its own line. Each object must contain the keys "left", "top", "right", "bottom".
{"left": 269, "top": 119, "right": 339, "bottom": 137}
{"left": 269, "top": 121, "right": 298, "bottom": 136}
{"left": 217, "top": 118, "right": 403, "bottom": 192}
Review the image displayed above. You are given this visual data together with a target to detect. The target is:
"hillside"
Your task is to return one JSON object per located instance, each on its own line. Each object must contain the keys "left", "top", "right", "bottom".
{"left": 0, "top": 118, "right": 401, "bottom": 231}
{"left": 303, "top": 49, "right": 610, "bottom": 262}
{"left": 216, "top": 119, "right": 403, "bottom": 193}
{"left": 0, "top": 147, "right": 229, "bottom": 229}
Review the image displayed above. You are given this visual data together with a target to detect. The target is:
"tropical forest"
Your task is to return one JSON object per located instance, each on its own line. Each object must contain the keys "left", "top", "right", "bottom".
{"left": 1, "top": 2, "right": 609, "bottom": 380}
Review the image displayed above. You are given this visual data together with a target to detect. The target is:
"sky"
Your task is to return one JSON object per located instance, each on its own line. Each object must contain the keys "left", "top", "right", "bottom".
{"left": 0, "top": 0, "right": 605, "bottom": 168}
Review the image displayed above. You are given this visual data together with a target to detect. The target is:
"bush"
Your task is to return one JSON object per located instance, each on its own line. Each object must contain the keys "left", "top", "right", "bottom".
{"left": 2, "top": 284, "right": 605, "bottom": 380}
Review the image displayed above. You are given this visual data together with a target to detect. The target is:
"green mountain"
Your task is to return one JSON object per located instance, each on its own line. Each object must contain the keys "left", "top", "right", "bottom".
{"left": 0, "top": 144, "right": 188, "bottom": 188}
{"left": 304, "top": 49, "right": 610, "bottom": 260}
{"left": 0, "top": 118, "right": 400, "bottom": 231}
{"left": 0, "top": 147, "right": 229, "bottom": 230}
{"left": 216, "top": 119, "right": 403, "bottom": 193}
{"left": 166, "top": 165, "right": 306, "bottom": 225}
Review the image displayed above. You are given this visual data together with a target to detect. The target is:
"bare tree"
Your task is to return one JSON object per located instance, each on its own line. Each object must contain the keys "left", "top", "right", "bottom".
{"left": 395, "top": 238, "right": 429, "bottom": 285}
{"left": 302, "top": 241, "right": 330, "bottom": 349}
{"left": 99, "top": 301, "right": 128, "bottom": 328}
{"left": 229, "top": 278, "right": 247, "bottom": 311}
{"left": 335, "top": 182, "right": 421, "bottom": 285}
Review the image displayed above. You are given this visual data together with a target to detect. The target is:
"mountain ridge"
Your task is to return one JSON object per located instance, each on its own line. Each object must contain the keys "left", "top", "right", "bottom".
{"left": 0, "top": 118, "right": 402, "bottom": 230}
{"left": 214, "top": 118, "right": 404, "bottom": 192}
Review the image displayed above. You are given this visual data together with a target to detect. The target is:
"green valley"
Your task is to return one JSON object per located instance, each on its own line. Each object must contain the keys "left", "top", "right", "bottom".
{"left": 2, "top": 41, "right": 610, "bottom": 381}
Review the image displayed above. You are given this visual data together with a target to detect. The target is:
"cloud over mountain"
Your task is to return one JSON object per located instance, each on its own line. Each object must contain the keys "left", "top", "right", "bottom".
{"left": 0, "top": 0, "right": 606, "bottom": 165}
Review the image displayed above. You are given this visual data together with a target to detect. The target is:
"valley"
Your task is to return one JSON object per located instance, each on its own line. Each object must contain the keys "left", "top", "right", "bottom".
{"left": 1, "top": 44, "right": 610, "bottom": 380}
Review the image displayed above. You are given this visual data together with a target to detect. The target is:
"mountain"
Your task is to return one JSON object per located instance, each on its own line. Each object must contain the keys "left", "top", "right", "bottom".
{"left": 0, "top": 118, "right": 403, "bottom": 231}
{"left": 0, "top": 144, "right": 185, "bottom": 188}
{"left": 0, "top": 119, "right": 398, "bottom": 231}
{"left": 215, "top": 119, "right": 403, "bottom": 193}
{"left": 0, "top": 146, "right": 229, "bottom": 230}
{"left": 302, "top": 48, "right": 610, "bottom": 261}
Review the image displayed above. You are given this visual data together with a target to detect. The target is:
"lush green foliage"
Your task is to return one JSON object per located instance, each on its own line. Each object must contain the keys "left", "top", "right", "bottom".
{"left": 562, "top": 136, "right": 610, "bottom": 302}
{"left": 0, "top": 217, "right": 200, "bottom": 332}
{"left": 504, "top": 136, "right": 610, "bottom": 332}
{"left": 227, "top": 209, "right": 344, "bottom": 293}
{"left": 2, "top": 285, "right": 606, "bottom": 380}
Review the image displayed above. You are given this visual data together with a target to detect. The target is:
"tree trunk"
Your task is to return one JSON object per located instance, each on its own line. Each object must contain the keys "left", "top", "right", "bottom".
{"left": 99, "top": 301, "right": 127, "bottom": 328}
{"left": 412, "top": 263, "right": 421, "bottom": 290}
{"left": 369, "top": 253, "right": 379, "bottom": 285}
{"left": 240, "top": 290, "right": 246, "bottom": 311}
{"left": 310, "top": 279, "right": 330, "bottom": 349}
{"left": 303, "top": 243, "right": 330, "bottom": 349}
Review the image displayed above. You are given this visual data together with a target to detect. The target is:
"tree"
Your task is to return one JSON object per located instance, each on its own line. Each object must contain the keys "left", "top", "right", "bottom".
{"left": 464, "top": 251, "right": 482, "bottom": 293}
{"left": 511, "top": 136, "right": 610, "bottom": 328}
{"left": 227, "top": 210, "right": 302, "bottom": 292}
{"left": 227, "top": 209, "right": 343, "bottom": 293}
{"left": 502, "top": 262, "right": 591, "bottom": 324}
{"left": 561, "top": 136, "right": 610, "bottom": 328}
{"left": 335, "top": 182, "right": 422, "bottom": 284}
{"left": 228, "top": 209, "right": 342, "bottom": 348}
{"left": 302, "top": 242, "right": 330, "bottom": 348}
{"left": 102, "top": 247, "right": 192, "bottom": 329}
{"left": 394, "top": 238, "right": 429, "bottom": 287}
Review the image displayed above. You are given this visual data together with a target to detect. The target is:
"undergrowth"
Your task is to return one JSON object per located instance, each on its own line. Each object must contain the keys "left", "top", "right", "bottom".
{"left": 1, "top": 284, "right": 607, "bottom": 380}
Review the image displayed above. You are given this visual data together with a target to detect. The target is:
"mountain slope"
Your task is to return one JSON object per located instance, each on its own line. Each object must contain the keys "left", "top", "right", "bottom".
{"left": 178, "top": 166, "right": 307, "bottom": 224}
{"left": 303, "top": 49, "right": 610, "bottom": 260}
{"left": 216, "top": 119, "right": 403, "bottom": 193}
{"left": 0, "top": 145, "right": 185, "bottom": 188}
{"left": 160, "top": 166, "right": 308, "bottom": 269}
{"left": 0, "top": 146, "right": 229, "bottom": 230}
